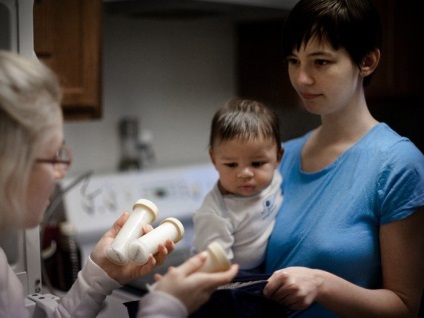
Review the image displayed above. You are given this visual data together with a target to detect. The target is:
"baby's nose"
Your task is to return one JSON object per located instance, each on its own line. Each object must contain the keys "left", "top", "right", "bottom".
{"left": 237, "top": 167, "right": 254, "bottom": 178}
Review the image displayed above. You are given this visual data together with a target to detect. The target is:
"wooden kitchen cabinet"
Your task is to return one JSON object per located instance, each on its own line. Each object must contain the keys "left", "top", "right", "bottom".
{"left": 33, "top": 0, "right": 102, "bottom": 120}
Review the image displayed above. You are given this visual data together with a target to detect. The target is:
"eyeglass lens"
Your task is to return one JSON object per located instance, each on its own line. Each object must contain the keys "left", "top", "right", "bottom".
{"left": 58, "top": 145, "right": 71, "bottom": 162}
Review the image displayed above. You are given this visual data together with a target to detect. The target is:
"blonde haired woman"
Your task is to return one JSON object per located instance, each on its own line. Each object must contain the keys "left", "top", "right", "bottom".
{"left": 0, "top": 50, "right": 237, "bottom": 318}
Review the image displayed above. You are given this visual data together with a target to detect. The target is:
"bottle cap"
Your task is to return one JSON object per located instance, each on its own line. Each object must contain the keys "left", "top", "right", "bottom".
{"left": 206, "top": 241, "right": 231, "bottom": 271}
{"left": 159, "top": 217, "right": 185, "bottom": 243}
{"left": 133, "top": 199, "right": 158, "bottom": 222}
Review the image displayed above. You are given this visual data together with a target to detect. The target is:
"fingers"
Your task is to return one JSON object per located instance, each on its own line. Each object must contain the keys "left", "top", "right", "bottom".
{"left": 263, "top": 269, "right": 316, "bottom": 310}
{"left": 135, "top": 254, "right": 157, "bottom": 275}
{"left": 145, "top": 254, "right": 156, "bottom": 267}
{"left": 109, "top": 211, "right": 130, "bottom": 237}
{"left": 187, "top": 263, "right": 238, "bottom": 290}
{"left": 156, "top": 243, "right": 168, "bottom": 255}
{"left": 263, "top": 270, "right": 288, "bottom": 298}
{"left": 172, "top": 252, "right": 238, "bottom": 286}
{"left": 206, "top": 263, "right": 239, "bottom": 287}
{"left": 142, "top": 223, "right": 154, "bottom": 235}
{"left": 175, "top": 252, "right": 208, "bottom": 276}
{"left": 154, "top": 243, "right": 170, "bottom": 266}
{"left": 164, "top": 239, "right": 175, "bottom": 253}
{"left": 154, "top": 273, "right": 164, "bottom": 282}
{"left": 155, "top": 239, "right": 174, "bottom": 256}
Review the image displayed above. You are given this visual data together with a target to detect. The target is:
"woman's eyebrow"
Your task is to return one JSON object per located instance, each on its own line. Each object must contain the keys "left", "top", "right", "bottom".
{"left": 308, "top": 51, "right": 334, "bottom": 58}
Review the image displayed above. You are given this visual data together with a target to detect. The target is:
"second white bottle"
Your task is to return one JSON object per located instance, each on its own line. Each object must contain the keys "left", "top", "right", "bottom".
{"left": 128, "top": 217, "right": 184, "bottom": 265}
{"left": 105, "top": 199, "right": 158, "bottom": 265}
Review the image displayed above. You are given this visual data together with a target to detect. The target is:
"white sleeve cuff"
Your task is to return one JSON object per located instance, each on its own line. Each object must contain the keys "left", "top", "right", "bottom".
{"left": 137, "top": 291, "right": 188, "bottom": 318}
{"left": 56, "top": 256, "right": 122, "bottom": 317}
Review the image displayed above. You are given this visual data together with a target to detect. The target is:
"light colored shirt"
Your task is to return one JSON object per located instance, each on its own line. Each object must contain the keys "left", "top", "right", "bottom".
{"left": 193, "top": 170, "right": 283, "bottom": 270}
{"left": 0, "top": 248, "right": 187, "bottom": 318}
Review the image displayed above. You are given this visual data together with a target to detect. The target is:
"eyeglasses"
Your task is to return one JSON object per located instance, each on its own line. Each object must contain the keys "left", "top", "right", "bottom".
{"left": 36, "top": 145, "right": 72, "bottom": 176}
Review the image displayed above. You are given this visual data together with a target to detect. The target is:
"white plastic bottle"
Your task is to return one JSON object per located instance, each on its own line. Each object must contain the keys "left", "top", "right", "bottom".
{"left": 145, "top": 240, "right": 231, "bottom": 292}
{"left": 128, "top": 217, "right": 184, "bottom": 265}
{"left": 199, "top": 241, "right": 231, "bottom": 273}
{"left": 106, "top": 199, "right": 158, "bottom": 265}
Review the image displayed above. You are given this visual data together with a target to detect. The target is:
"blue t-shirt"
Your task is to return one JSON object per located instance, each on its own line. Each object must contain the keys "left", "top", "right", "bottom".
{"left": 265, "top": 123, "right": 424, "bottom": 317}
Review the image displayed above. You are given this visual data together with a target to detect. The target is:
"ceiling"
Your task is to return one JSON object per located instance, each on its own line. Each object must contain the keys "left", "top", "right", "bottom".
{"left": 103, "top": 0, "right": 297, "bottom": 21}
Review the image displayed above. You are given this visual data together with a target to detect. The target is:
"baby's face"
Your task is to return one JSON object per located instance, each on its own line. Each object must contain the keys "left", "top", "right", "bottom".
{"left": 210, "top": 136, "right": 280, "bottom": 197}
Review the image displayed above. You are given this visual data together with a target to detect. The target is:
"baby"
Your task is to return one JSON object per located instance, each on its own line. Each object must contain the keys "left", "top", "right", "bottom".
{"left": 192, "top": 98, "right": 284, "bottom": 272}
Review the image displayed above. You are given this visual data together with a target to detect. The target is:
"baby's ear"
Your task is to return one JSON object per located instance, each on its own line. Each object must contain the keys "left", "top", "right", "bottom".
{"left": 277, "top": 147, "right": 284, "bottom": 163}
{"left": 209, "top": 148, "right": 216, "bottom": 165}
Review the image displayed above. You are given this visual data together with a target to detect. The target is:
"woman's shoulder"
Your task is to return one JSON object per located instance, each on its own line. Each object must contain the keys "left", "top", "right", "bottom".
{"left": 359, "top": 124, "right": 424, "bottom": 186}
{"left": 366, "top": 123, "right": 423, "bottom": 161}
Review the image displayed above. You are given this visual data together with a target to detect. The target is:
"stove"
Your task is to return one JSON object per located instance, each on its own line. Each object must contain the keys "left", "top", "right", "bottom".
{"left": 61, "top": 163, "right": 218, "bottom": 290}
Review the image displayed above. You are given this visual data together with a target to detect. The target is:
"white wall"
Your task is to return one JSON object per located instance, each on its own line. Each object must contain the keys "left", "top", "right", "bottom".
{"left": 64, "top": 13, "right": 236, "bottom": 176}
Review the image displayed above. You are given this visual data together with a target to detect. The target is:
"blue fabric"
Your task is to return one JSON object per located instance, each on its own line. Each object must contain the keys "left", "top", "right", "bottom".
{"left": 265, "top": 123, "right": 424, "bottom": 317}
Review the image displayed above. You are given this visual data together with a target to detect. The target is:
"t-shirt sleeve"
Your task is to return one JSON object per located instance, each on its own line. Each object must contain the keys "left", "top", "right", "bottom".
{"left": 379, "top": 140, "right": 424, "bottom": 224}
{"left": 192, "top": 212, "right": 234, "bottom": 260}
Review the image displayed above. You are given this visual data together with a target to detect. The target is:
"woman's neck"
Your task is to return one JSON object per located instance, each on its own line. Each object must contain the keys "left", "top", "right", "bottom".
{"left": 301, "top": 95, "right": 379, "bottom": 173}
{"left": 318, "top": 95, "right": 378, "bottom": 146}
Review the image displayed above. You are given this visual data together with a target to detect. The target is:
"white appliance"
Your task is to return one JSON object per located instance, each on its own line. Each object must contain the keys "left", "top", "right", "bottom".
{"left": 62, "top": 164, "right": 218, "bottom": 289}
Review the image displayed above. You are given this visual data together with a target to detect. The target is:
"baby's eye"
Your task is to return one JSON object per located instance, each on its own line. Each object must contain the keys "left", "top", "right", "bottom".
{"left": 252, "top": 162, "right": 265, "bottom": 167}
{"left": 225, "top": 163, "right": 237, "bottom": 168}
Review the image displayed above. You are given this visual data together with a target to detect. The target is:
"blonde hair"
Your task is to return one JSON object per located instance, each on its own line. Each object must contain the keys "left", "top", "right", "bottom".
{"left": 0, "top": 50, "right": 62, "bottom": 228}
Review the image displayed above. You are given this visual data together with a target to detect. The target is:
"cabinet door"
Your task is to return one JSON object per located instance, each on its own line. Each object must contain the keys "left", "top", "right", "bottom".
{"left": 34, "top": 0, "right": 102, "bottom": 120}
